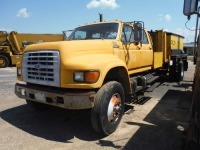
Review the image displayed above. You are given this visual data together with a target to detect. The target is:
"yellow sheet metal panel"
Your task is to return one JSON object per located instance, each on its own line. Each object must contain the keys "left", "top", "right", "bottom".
{"left": 11, "top": 55, "right": 22, "bottom": 65}
{"left": 167, "top": 32, "right": 184, "bottom": 51}
{"left": 150, "top": 30, "right": 165, "bottom": 52}
{"left": 9, "top": 31, "right": 65, "bottom": 54}
{"left": 149, "top": 30, "right": 168, "bottom": 64}
{"left": 153, "top": 52, "right": 163, "bottom": 69}
{"left": 0, "top": 31, "right": 7, "bottom": 43}
{"left": 162, "top": 33, "right": 168, "bottom": 63}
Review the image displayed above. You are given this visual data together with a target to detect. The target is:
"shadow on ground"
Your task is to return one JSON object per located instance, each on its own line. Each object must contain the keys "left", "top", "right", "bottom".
{"left": 0, "top": 81, "right": 193, "bottom": 149}
{"left": 0, "top": 104, "right": 103, "bottom": 143}
{"left": 123, "top": 89, "right": 192, "bottom": 150}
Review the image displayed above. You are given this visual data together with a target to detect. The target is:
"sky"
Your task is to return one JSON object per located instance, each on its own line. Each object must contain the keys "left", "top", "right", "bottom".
{"left": 0, "top": 0, "right": 197, "bottom": 43}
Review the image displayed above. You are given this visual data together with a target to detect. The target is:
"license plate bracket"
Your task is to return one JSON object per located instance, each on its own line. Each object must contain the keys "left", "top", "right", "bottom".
{"left": 35, "top": 92, "right": 45, "bottom": 102}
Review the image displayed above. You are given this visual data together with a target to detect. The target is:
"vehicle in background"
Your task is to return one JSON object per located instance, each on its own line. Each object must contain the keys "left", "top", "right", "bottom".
{"left": 0, "top": 31, "right": 64, "bottom": 68}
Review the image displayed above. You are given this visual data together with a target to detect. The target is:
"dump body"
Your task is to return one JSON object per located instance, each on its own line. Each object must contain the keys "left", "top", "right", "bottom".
{"left": 149, "top": 30, "right": 187, "bottom": 70}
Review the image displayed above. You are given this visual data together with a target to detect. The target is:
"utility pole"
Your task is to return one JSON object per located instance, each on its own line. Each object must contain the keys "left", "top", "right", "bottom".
{"left": 183, "top": 0, "right": 200, "bottom": 149}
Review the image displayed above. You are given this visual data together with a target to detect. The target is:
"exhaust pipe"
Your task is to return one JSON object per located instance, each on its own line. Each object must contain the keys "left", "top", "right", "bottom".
{"left": 99, "top": 13, "right": 103, "bottom": 22}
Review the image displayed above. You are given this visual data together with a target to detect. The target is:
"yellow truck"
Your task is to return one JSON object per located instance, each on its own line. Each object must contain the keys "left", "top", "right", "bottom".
{"left": 0, "top": 31, "right": 64, "bottom": 68}
{"left": 15, "top": 21, "right": 188, "bottom": 135}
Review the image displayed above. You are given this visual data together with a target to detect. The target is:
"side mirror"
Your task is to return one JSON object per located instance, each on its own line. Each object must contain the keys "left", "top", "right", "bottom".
{"left": 183, "top": 0, "right": 198, "bottom": 17}
{"left": 134, "top": 23, "right": 142, "bottom": 42}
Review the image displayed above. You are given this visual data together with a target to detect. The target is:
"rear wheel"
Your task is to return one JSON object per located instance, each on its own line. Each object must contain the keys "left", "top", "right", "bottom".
{"left": 91, "top": 81, "right": 125, "bottom": 135}
{"left": 176, "top": 61, "right": 184, "bottom": 81}
{"left": 169, "top": 61, "right": 184, "bottom": 82}
{"left": 169, "top": 65, "right": 176, "bottom": 81}
{"left": 0, "top": 55, "right": 9, "bottom": 68}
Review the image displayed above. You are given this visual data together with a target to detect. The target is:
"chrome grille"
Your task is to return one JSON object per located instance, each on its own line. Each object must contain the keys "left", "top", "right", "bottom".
{"left": 22, "top": 51, "right": 60, "bottom": 87}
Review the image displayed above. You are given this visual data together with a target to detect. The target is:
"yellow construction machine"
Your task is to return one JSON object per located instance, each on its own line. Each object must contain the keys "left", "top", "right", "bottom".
{"left": 0, "top": 31, "right": 64, "bottom": 68}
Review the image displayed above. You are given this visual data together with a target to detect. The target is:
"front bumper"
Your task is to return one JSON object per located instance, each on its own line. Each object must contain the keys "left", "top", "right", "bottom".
{"left": 15, "top": 83, "right": 95, "bottom": 109}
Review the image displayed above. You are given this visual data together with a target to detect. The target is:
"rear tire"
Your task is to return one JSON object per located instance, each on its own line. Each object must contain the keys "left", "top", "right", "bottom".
{"left": 0, "top": 55, "right": 9, "bottom": 68}
{"left": 26, "top": 99, "right": 49, "bottom": 110}
{"left": 91, "top": 81, "right": 125, "bottom": 136}
{"left": 169, "top": 65, "right": 176, "bottom": 81}
{"left": 169, "top": 61, "right": 184, "bottom": 82}
{"left": 176, "top": 61, "right": 184, "bottom": 81}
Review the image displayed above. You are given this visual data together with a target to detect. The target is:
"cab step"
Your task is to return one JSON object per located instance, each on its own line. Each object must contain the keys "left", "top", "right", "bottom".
{"left": 146, "top": 82, "right": 161, "bottom": 92}
{"left": 130, "top": 74, "right": 160, "bottom": 95}
{"left": 146, "top": 75, "right": 159, "bottom": 84}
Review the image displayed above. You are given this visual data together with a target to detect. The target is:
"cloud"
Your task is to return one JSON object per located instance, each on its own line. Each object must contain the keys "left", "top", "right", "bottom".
{"left": 0, "top": 28, "right": 13, "bottom": 32}
{"left": 173, "top": 28, "right": 195, "bottom": 42}
{"left": 87, "top": 0, "right": 119, "bottom": 9}
{"left": 175, "top": 28, "right": 195, "bottom": 37}
{"left": 16, "top": 8, "right": 31, "bottom": 18}
{"left": 163, "top": 14, "right": 171, "bottom": 22}
{"left": 157, "top": 27, "right": 195, "bottom": 42}
{"left": 159, "top": 14, "right": 172, "bottom": 22}
{"left": 163, "top": 28, "right": 168, "bottom": 32}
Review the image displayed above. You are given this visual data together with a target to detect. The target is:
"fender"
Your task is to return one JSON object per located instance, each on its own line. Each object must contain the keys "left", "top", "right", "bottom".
{"left": 61, "top": 54, "right": 129, "bottom": 89}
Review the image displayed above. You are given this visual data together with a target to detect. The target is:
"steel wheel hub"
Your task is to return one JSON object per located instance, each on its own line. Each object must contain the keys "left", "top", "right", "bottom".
{"left": 107, "top": 93, "right": 122, "bottom": 123}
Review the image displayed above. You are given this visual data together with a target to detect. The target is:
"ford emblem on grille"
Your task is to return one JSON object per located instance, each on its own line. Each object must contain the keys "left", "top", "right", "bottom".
{"left": 35, "top": 64, "right": 40, "bottom": 69}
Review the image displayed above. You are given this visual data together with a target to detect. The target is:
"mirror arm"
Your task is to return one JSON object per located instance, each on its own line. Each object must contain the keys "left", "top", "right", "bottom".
{"left": 122, "top": 28, "right": 128, "bottom": 43}
{"left": 193, "top": 6, "right": 200, "bottom": 63}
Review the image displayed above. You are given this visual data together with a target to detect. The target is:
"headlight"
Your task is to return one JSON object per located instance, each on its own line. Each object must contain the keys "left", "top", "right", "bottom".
{"left": 17, "top": 68, "right": 22, "bottom": 76}
{"left": 74, "top": 70, "right": 100, "bottom": 83}
{"left": 74, "top": 72, "right": 84, "bottom": 82}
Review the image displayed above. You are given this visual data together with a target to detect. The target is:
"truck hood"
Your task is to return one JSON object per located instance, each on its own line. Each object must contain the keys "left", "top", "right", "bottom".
{"left": 24, "top": 40, "right": 117, "bottom": 70}
{"left": 24, "top": 40, "right": 114, "bottom": 54}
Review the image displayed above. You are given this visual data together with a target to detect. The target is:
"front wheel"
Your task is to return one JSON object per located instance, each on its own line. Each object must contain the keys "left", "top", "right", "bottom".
{"left": 91, "top": 81, "right": 125, "bottom": 136}
{"left": 0, "top": 55, "right": 9, "bottom": 68}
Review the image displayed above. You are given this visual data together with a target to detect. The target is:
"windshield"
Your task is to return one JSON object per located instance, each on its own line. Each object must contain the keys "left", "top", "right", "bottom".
{"left": 68, "top": 23, "right": 119, "bottom": 40}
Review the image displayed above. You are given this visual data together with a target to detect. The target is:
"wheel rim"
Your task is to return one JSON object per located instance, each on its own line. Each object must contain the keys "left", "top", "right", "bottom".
{"left": 181, "top": 65, "right": 184, "bottom": 78}
{"left": 0, "top": 58, "right": 5, "bottom": 67}
{"left": 107, "top": 93, "right": 122, "bottom": 123}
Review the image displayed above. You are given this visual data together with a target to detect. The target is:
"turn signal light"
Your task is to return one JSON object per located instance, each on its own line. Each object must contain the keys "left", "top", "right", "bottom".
{"left": 85, "top": 71, "right": 100, "bottom": 83}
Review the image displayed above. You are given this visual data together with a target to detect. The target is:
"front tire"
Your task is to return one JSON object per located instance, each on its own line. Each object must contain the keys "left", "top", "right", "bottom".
{"left": 0, "top": 55, "right": 9, "bottom": 68}
{"left": 91, "top": 81, "right": 125, "bottom": 135}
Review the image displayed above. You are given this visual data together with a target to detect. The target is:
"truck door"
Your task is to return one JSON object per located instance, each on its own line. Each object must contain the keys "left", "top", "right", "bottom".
{"left": 139, "top": 29, "right": 153, "bottom": 68}
{"left": 120, "top": 24, "right": 141, "bottom": 71}
{"left": 119, "top": 24, "right": 153, "bottom": 71}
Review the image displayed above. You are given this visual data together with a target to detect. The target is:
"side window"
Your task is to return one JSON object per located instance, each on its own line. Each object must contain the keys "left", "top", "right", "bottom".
{"left": 92, "top": 33, "right": 101, "bottom": 38}
{"left": 142, "top": 30, "right": 149, "bottom": 44}
{"left": 74, "top": 31, "right": 86, "bottom": 39}
{"left": 121, "top": 25, "right": 134, "bottom": 43}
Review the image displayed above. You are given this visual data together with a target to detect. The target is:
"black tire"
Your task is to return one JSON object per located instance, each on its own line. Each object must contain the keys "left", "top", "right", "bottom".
{"left": 0, "top": 55, "right": 9, "bottom": 68}
{"left": 176, "top": 61, "right": 184, "bottom": 81}
{"left": 184, "top": 60, "right": 188, "bottom": 71}
{"left": 169, "top": 65, "right": 176, "bottom": 81}
{"left": 26, "top": 99, "right": 49, "bottom": 110}
{"left": 91, "top": 81, "right": 125, "bottom": 136}
{"left": 169, "top": 61, "right": 184, "bottom": 82}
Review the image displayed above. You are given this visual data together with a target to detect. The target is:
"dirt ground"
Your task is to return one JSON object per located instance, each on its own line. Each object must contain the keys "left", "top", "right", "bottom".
{"left": 0, "top": 61, "right": 195, "bottom": 150}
